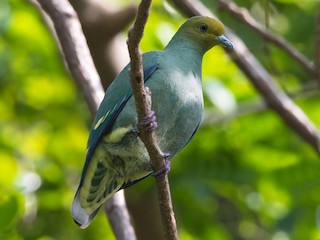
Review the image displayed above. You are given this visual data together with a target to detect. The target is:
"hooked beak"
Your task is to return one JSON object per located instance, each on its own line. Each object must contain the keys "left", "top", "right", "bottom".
{"left": 217, "top": 35, "right": 234, "bottom": 51}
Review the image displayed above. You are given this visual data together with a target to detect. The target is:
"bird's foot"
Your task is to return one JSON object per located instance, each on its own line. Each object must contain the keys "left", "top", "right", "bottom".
{"left": 152, "top": 153, "right": 171, "bottom": 177}
{"left": 140, "top": 111, "right": 158, "bottom": 131}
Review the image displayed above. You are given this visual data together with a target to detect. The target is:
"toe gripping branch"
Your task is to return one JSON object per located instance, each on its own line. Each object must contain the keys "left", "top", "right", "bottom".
{"left": 138, "top": 111, "right": 171, "bottom": 177}
{"left": 139, "top": 111, "right": 158, "bottom": 131}
{"left": 152, "top": 153, "right": 171, "bottom": 177}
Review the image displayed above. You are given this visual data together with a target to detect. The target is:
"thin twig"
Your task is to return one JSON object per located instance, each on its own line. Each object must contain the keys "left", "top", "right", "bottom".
{"left": 126, "top": 0, "right": 178, "bottom": 239}
{"left": 217, "top": 0, "right": 317, "bottom": 78}
{"left": 33, "top": 0, "right": 137, "bottom": 239}
{"left": 171, "top": 0, "right": 320, "bottom": 153}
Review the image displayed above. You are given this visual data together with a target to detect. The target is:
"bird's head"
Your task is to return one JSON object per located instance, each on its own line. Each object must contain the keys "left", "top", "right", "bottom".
{"left": 173, "top": 16, "right": 234, "bottom": 53}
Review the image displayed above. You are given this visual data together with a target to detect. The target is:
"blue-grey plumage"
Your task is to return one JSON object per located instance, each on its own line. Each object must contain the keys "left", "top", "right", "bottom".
{"left": 72, "top": 16, "right": 234, "bottom": 228}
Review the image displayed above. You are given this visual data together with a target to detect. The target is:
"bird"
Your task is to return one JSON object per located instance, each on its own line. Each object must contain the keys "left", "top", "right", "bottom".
{"left": 71, "top": 15, "right": 234, "bottom": 228}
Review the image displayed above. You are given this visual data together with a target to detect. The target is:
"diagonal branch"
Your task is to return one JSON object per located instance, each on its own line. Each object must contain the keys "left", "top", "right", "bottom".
{"left": 32, "top": 0, "right": 103, "bottom": 115}
{"left": 126, "top": 0, "right": 178, "bottom": 239}
{"left": 68, "top": 0, "right": 137, "bottom": 89}
{"left": 33, "top": 0, "right": 136, "bottom": 239}
{"left": 171, "top": 0, "right": 320, "bottom": 153}
{"left": 217, "top": 0, "right": 317, "bottom": 78}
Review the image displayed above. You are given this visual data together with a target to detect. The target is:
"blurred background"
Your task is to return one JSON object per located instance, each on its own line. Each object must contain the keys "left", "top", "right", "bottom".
{"left": 0, "top": 0, "right": 320, "bottom": 239}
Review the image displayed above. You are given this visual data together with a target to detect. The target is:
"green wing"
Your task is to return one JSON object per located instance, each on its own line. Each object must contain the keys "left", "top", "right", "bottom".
{"left": 80, "top": 63, "right": 159, "bottom": 186}
{"left": 72, "top": 61, "right": 159, "bottom": 228}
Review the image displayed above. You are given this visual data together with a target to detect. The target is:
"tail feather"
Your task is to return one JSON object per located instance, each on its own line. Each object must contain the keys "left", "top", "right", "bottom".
{"left": 71, "top": 188, "right": 100, "bottom": 229}
{"left": 71, "top": 174, "right": 125, "bottom": 228}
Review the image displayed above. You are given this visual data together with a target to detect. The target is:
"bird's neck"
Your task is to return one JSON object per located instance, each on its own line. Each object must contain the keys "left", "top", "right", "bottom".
{"left": 163, "top": 37, "right": 204, "bottom": 86}
{"left": 164, "top": 34, "right": 206, "bottom": 58}
{"left": 164, "top": 37, "right": 204, "bottom": 80}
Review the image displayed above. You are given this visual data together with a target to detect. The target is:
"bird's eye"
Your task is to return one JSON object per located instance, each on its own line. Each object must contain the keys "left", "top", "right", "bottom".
{"left": 199, "top": 24, "right": 208, "bottom": 32}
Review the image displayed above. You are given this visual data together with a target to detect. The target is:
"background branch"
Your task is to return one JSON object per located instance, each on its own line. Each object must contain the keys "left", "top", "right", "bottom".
{"left": 68, "top": 0, "right": 137, "bottom": 88}
{"left": 34, "top": 0, "right": 136, "bottom": 239}
{"left": 217, "top": 0, "right": 317, "bottom": 78}
{"left": 171, "top": 0, "right": 320, "bottom": 153}
{"left": 126, "top": 0, "right": 178, "bottom": 239}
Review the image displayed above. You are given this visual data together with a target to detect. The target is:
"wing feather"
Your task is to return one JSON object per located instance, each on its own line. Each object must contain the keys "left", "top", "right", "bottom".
{"left": 72, "top": 62, "right": 159, "bottom": 228}
{"left": 80, "top": 63, "right": 159, "bottom": 186}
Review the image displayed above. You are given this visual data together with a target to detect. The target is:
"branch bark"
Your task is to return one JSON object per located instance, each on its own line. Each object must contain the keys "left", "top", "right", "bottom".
{"left": 126, "top": 0, "right": 178, "bottom": 239}
{"left": 33, "top": 0, "right": 136, "bottom": 239}
{"left": 68, "top": 0, "right": 137, "bottom": 88}
{"left": 171, "top": 0, "right": 320, "bottom": 153}
{"left": 34, "top": 0, "right": 103, "bottom": 115}
{"left": 217, "top": 0, "right": 317, "bottom": 78}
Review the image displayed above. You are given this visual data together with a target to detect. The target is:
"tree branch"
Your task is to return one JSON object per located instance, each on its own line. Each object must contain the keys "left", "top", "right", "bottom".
{"left": 171, "top": 0, "right": 320, "bottom": 153}
{"left": 126, "top": 0, "right": 178, "bottom": 239}
{"left": 34, "top": 0, "right": 103, "bottom": 114}
{"left": 69, "top": 0, "right": 137, "bottom": 88}
{"left": 33, "top": 0, "right": 136, "bottom": 239}
{"left": 105, "top": 194, "right": 136, "bottom": 240}
{"left": 217, "top": 0, "right": 317, "bottom": 78}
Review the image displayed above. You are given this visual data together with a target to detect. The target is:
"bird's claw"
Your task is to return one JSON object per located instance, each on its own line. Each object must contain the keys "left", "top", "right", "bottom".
{"left": 140, "top": 111, "right": 158, "bottom": 131}
{"left": 152, "top": 153, "right": 171, "bottom": 177}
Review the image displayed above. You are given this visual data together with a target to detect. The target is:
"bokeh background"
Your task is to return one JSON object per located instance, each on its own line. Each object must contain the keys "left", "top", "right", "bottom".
{"left": 1, "top": 0, "right": 320, "bottom": 239}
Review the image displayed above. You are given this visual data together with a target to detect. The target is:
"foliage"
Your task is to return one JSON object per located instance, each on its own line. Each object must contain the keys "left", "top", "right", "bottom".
{"left": 0, "top": 0, "right": 319, "bottom": 239}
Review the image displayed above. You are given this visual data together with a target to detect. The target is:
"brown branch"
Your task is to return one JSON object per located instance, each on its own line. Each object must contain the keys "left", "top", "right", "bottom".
{"left": 232, "top": 41, "right": 320, "bottom": 153}
{"left": 171, "top": 0, "right": 320, "bottom": 153}
{"left": 105, "top": 194, "right": 136, "bottom": 240}
{"left": 33, "top": 0, "right": 103, "bottom": 115}
{"left": 69, "top": 0, "right": 137, "bottom": 88}
{"left": 69, "top": 0, "right": 136, "bottom": 37}
{"left": 33, "top": 0, "right": 137, "bottom": 239}
{"left": 217, "top": 0, "right": 317, "bottom": 78}
{"left": 126, "top": 0, "right": 178, "bottom": 239}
